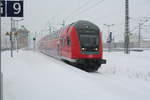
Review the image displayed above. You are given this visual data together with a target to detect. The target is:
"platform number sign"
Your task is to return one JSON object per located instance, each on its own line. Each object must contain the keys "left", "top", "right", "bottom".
{"left": 0, "top": 1, "right": 5, "bottom": 17}
{"left": 0, "top": 1, "right": 23, "bottom": 17}
{"left": 7, "top": 1, "right": 23, "bottom": 17}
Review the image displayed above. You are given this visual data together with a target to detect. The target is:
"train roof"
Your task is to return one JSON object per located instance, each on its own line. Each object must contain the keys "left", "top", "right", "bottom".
{"left": 71, "top": 20, "right": 100, "bottom": 31}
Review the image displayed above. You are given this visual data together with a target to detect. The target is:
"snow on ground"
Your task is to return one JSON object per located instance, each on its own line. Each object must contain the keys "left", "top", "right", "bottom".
{"left": 101, "top": 50, "right": 150, "bottom": 81}
{"left": 1, "top": 50, "right": 150, "bottom": 100}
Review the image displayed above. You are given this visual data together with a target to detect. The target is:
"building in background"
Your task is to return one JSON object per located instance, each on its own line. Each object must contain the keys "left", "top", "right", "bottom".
{"left": 16, "top": 25, "right": 30, "bottom": 49}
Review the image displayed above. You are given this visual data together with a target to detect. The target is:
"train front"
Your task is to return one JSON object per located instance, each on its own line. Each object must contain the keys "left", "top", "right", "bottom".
{"left": 71, "top": 20, "right": 106, "bottom": 72}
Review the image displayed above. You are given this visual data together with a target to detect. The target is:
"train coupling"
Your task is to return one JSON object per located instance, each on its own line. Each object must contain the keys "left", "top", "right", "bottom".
{"left": 100, "top": 59, "right": 106, "bottom": 64}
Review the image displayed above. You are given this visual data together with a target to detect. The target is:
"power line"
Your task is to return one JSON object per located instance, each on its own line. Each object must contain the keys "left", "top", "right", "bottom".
{"left": 75, "top": 0, "right": 105, "bottom": 16}
{"left": 65, "top": 0, "right": 92, "bottom": 20}
{"left": 130, "top": 16, "right": 150, "bottom": 33}
{"left": 45, "top": 0, "right": 93, "bottom": 30}
{"left": 66, "top": 0, "right": 105, "bottom": 21}
{"left": 48, "top": 0, "right": 105, "bottom": 29}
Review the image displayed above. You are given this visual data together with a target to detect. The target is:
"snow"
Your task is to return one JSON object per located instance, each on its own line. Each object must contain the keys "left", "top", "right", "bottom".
{"left": 2, "top": 50, "right": 150, "bottom": 100}
{"left": 101, "top": 51, "right": 150, "bottom": 80}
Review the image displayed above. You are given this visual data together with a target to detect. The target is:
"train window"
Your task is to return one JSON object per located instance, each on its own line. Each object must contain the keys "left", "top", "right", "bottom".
{"left": 62, "top": 38, "right": 65, "bottom": 47}
{"left": 67, "top": 36, "right": 71, "bottom": 46}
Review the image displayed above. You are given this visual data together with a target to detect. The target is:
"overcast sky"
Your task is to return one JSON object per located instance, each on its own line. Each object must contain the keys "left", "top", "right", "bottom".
{"left": 1, "top": 0, "right": 150, "bottom": 42}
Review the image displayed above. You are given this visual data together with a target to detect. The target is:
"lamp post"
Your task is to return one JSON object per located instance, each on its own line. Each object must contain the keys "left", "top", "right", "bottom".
{"left": 33, "top": 37, "right": 36, "bottom": 50}
{"left": 103, "top": 24, "right": 114, "bottom": 52}
{"left": 104, "top": 24, "right": 114, "bottom": 36}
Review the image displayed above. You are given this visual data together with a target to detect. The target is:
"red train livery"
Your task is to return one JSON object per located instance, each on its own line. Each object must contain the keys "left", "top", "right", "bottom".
{"left": 38, "top": 20, "right": 106, "bottom": 72}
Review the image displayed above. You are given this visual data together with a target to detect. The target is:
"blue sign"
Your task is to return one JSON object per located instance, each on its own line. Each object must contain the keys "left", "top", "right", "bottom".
{"left": 0, "top": 1, "right": 23, "bottom": 17}
{"left": 0, "top": 1, "right": 6, "bottom": 17}
{"left": 7, "top": 1, "right": 23, "bottom": 17}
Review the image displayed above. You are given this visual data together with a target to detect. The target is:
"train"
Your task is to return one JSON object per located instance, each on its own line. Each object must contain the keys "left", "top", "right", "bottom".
{"left": 38, "top": 20, "right": 106, "bottom": 72}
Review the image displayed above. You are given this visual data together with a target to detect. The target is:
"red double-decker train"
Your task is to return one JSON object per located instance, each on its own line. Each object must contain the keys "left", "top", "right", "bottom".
{"left": 38, "top": 20, "right": 106, "bottom": 72}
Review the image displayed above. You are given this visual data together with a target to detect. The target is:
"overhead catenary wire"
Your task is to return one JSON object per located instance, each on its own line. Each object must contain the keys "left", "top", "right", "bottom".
{"left": 43, "top": 0, "right": 150, "bottom": 43}
{"left": 45, "top": 0, "right": 94, "bottom": 30}
{"left": 130, "top": 15, "right": 150, "bottom": 33}
{"left": 65, "top": 0, "right": 92, "bottom": 20}
{"left": 74, "top": 0, "right": 105, "bottom": 17}
{"left": 65, "top": 0, "right": 105, "bottom": 22}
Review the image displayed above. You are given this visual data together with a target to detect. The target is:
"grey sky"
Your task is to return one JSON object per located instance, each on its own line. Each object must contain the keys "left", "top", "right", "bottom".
{"left": 1, "top": 0, "right": 150, "bottom": 42}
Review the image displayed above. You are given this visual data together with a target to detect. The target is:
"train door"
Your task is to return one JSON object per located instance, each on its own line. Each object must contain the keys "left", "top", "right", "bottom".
{"left": 57, "top": 39, "right": 61, "bottom": 56}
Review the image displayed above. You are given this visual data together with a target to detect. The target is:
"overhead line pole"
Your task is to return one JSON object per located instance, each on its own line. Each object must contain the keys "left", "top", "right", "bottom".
{"left": 10, "top": 18, "right": 13, "bottom": 57}
{"left": 0, "top": 0, "right": 3, "bottom": 99}
{"left": 130, "top": 16, "right": 150, "bottom": 33}
{"left": 103, "top": 24, "right": 114, "bottom": 36}
{"left": 124, "top": 0, "right": 130, "bottom": 54}
{"left": 137, "top": 18, "right": 150, "bottom": 48}
{"left": 138, "top": 23, "right": 142, "bottom": 48}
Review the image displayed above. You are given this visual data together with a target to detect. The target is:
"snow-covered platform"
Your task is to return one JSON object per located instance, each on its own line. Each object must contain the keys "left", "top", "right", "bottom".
{"left": 2, "top": 50, "right": 150, "bottom": 100}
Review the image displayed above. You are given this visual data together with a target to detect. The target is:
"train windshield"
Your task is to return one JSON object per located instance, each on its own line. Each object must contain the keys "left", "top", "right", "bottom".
{"left": 80, "top": 34, "right": 99, "bottom": 48}
{"left": 78, "top": 30, "right": 100, "bottom": 54}
{"left": 74, "top": 20, "right": 100, "bottom": 54}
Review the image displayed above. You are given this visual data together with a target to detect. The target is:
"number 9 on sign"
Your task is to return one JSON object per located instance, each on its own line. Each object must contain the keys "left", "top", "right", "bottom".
{"left": 7, "top": 1, "right": 23, "bottom": 17}
{"left": 13, "top": 2, "right": 21, "bottom": 14}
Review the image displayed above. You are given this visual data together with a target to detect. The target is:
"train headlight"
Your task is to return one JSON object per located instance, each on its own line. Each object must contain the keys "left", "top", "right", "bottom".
{"left": 82, "top": 48, "right": 85, "bottom": 51}
{"left": 95, "top": 48, "right": 98, "bottom": 51}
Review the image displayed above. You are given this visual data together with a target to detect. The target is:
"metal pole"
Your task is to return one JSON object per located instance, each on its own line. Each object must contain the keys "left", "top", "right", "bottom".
{"left": 15, "top": 20, "right": 19, "bottom": 52}
{"left": 15, "top": 38, "right": 18, "bottom": 52}
{"left": 10, "top": 18, "right": 13, "bottom": 57}
{"left": 107, "top": 26, "right": 111, "bottom": 52}
{"left": 103, "top": 24, "right": 114, "bottom": 52}
{"left": 107, "top": 26, "right": 110, "bottom": 39}
{"left": 62, "top": 20, "right": 65, "bottom": 28}
{"left": 138, "top": 23, "right": 141, "bottom": 48}
{"left": 124, "top": 0, "right": 130, "bottom": 54}
{"left": 0, "top": 0, "right": 3, "bottom": 99}
{"left": 33, "top": 38, "right": 36, "bottom": 50}
{"left": 34, "top": 40, "right": 35, "bottom": 50}
{"left": 0, "top": 73, "right": 3, "bottom": 100}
